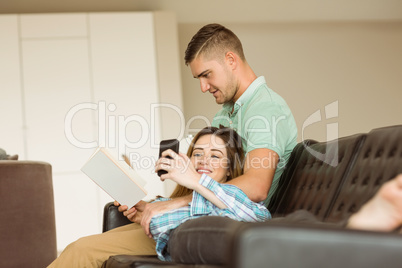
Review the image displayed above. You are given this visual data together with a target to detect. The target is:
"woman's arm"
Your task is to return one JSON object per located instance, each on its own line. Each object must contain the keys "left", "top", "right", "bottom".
{"left": 155, "top": 150, "right": 269, "bottom": 221}
{"left": 193, "top": 174, "right": 271, "bottom": 222}
{"left": 191, "top": 183, "right": 227, "bottom": 209}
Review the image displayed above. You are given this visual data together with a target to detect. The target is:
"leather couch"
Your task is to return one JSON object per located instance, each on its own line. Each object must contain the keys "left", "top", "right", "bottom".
{"left": 101, "top": 125, "right": 402, "bottom": 268}
{"left": 0, "top": 160, "right": 57, "bottom": 268}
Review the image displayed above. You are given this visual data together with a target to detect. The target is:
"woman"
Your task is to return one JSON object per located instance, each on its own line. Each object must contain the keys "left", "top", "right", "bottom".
{"left": 150, "top": 126, "right": 271, "bottom": 260}
{"left": 48, "top": 126, "right": 270, "bottom": 267}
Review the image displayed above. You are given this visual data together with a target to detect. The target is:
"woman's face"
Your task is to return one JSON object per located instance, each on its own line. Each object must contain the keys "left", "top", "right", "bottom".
{"left": 190, "top": 134, "right": 229, "bottom": 183}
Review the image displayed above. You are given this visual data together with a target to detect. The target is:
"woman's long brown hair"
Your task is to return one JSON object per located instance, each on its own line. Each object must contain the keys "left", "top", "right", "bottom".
{"left": 169, "top": 126, "right": 245, "bottom": 198}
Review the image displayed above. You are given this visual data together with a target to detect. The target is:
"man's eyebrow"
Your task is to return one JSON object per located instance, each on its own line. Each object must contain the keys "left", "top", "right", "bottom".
{"left": 194, "top": 70, "right": 209, "bottom": 79}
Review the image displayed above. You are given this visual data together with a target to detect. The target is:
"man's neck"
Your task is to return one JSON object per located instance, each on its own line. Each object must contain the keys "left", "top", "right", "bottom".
{"left": 232, "top": 63, "right": 257, "bottom": 103}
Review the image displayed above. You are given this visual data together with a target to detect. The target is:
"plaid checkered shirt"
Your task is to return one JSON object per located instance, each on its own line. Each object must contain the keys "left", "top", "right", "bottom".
{"left": 149, "top": 173, "right": 271, "bottom": 261}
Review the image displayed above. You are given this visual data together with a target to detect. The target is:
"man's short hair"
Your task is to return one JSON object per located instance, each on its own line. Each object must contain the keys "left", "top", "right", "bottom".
{"left": 184, "top": 23, "right": 245, "bottom": 65}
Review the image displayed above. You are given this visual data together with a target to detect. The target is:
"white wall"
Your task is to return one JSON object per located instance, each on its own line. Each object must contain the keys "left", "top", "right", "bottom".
{"left": 2, "top": 0, "right": 402, "bottom": 22}
{"left": 179, "top": 22, "right": 402, "bottom": 142}
{"left": 0, "top": 16, "right": 25, "bottom": 158}
{"left": 0, "top": 12, "right": 183, "bottom": 252}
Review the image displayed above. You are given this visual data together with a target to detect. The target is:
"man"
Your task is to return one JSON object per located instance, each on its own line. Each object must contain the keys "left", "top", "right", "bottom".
{"left": 187, "top": 23, "right": 297, "bottom": 205}
{"left": 130, "top": 23, "right": 297, "bottom": 235}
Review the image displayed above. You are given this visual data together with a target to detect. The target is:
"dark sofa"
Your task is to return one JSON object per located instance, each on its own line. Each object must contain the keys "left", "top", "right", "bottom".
{"left": 101, "top": 125, "right": 402, "bottom": 268}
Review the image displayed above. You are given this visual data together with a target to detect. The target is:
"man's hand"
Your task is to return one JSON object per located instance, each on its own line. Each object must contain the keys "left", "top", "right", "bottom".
{"left": 140, "top": 196, "right": 192, "bottom": 238}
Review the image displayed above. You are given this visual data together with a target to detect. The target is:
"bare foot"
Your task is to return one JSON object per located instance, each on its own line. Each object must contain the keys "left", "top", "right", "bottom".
{"left": 347, "top": 174, "right": 402, "bottom": 232}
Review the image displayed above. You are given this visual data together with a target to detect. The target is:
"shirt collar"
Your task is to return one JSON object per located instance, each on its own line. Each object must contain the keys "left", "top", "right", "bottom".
{"left": 222, "top": 76, "right": 266, "bottom": 115}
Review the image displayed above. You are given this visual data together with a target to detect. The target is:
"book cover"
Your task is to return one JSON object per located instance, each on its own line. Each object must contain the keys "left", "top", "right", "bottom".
{"left": 81, "top": 147, "right": 147, "bottom": 208}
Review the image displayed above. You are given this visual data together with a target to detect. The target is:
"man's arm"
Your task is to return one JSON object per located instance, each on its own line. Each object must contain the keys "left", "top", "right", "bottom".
{"left": 226, "top": 148, "right": 279, "bottom": 202}
{"left": 139, "top": 195, "right": 192, "bottom": 237}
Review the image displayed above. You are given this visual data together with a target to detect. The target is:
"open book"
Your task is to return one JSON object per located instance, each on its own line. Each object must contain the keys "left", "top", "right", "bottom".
{"left": 81, "top": 147, "right": 147, "bottom": 208}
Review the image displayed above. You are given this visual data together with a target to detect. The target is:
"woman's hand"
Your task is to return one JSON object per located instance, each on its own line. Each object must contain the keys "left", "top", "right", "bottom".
{"left": 155, "top": 150, "right": 228, "bottom": 210}
{"left": 155, "top": 149, "right": 201, "bottom": 189}
{"left": 114, "top": 200, "right": 146, "bottom": 224}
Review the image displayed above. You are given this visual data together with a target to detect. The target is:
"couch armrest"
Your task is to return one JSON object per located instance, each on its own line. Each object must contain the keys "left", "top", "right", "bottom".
{"left": 102, "top": 202, "right": 133, "bottom": 232}
{"left": 230, "top": 222, "right": 402, "bottom": 268}
{"left": 0, "top": 160, "right": 57, "bottom": 267}
{"left": 168, "top": 216, "right": 243, "bottom": 265}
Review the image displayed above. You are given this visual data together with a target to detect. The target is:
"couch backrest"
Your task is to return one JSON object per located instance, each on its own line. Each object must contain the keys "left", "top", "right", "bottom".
{"left": 325, "top": 125, "right": 402, "bottom": 223}
{"left": 269, "top": 134, "right": 365, "bottom": 221}
{"left": 269, "top": 125, "right": 402, "bottom": 223}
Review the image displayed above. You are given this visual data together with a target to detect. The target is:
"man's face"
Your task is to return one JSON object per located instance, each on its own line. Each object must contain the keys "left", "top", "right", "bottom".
{"left": 189, "top": 56, "right": 238, "bottom": 104}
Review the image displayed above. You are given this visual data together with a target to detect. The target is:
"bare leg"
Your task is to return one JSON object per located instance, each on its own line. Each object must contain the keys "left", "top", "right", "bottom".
{"left": 347, "top": 174, "right": 402, "bottom": 232}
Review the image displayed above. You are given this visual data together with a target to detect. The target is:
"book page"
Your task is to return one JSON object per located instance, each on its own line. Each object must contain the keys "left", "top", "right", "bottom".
{"left": 81, "top": 147, "right": 147, "bottom": 208}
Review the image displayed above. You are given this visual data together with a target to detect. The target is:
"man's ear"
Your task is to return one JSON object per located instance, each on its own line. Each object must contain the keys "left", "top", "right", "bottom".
{"left": 225, "top": 51, "right": 237, "bottom": 69}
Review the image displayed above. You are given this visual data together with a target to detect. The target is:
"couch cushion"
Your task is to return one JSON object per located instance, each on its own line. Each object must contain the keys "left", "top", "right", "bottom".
{"left": 268, "top": 141, "right": 314, "bottom": 213}
{"left": 271, "top": 133, "right": 365, "bottom": 221}
{"left": 326, "top": 125, "right": 402, "bottom": 223}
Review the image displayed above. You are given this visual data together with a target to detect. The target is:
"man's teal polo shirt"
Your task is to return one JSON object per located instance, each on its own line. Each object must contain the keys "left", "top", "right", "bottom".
{"left": 212, "top": 76, "right": 298, "bottom": 206}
